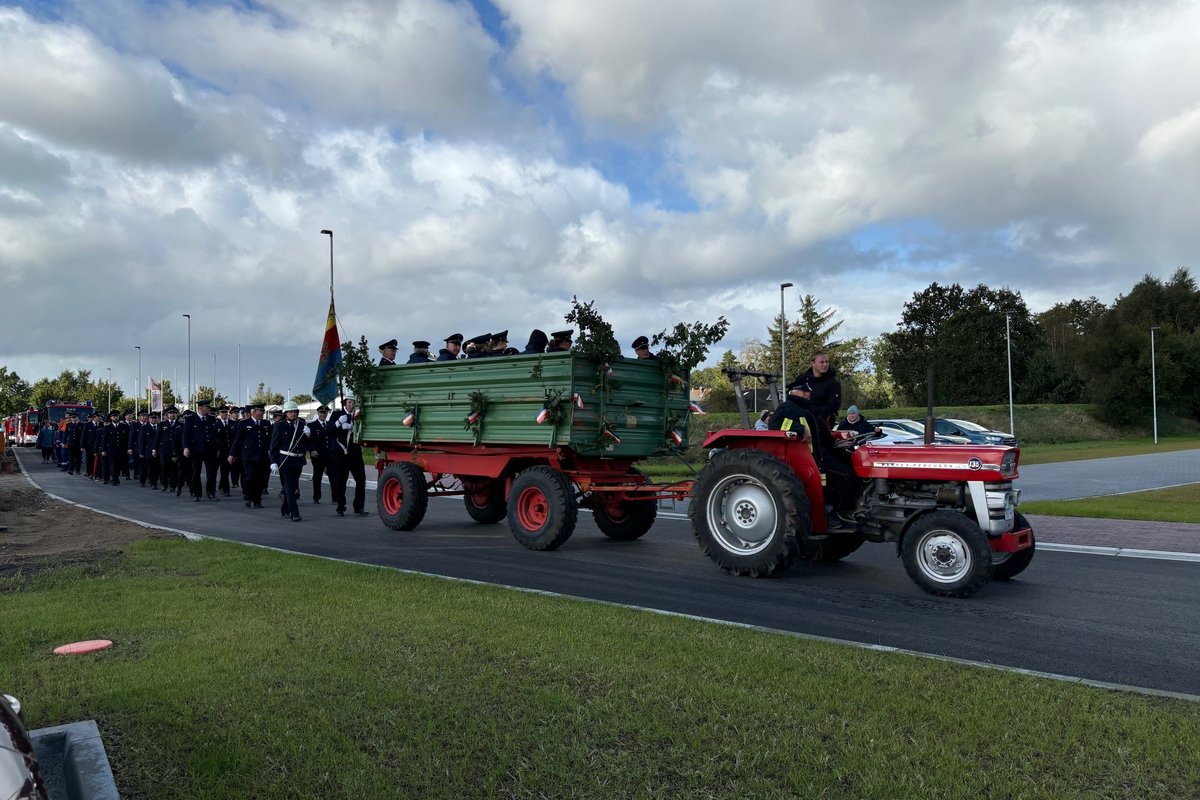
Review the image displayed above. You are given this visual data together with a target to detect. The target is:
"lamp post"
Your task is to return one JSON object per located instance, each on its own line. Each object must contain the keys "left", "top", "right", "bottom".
{"left": 106, "top": 367, "right": 112, "bottom": 414}
{"left": 182, "top": 314, "right": 191, "bottom": 410}
{"left": 134, "top": 346, "right": 141, "bottom": 415}
{"left": 321, "top": 229, "right": 334, "bottom": 293}
{"left": 1004, "top": 312, "right": 1015, "bottom": 437}
{"left": 779, "top": 282, "right": 793, "bottom": 391}
{"left": 1151, "top": 326, "right": 1160, "bottom": 445}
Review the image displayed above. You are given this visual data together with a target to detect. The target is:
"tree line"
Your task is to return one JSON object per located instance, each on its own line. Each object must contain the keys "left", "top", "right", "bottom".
{"left": 692, "top": 268, "right": 1200, "bottom": 426}
{"left": 0, "top": 369, "right": 308, "bottom": 417}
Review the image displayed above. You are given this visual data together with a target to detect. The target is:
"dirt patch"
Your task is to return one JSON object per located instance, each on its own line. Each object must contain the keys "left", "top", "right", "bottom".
{"left": 0, "top": 469, "right": 177, "bottom": 576}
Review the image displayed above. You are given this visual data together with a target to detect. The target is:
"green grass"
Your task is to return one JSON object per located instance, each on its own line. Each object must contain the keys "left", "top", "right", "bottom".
{"left": 2, "top": 540, "right": 1198, "bottom": 799}
{"left": 1021, "top": 483, "right": 1200, "bottom": 523}
{"left": 1017, "top": 437, "right": 1200, "bottom": 464}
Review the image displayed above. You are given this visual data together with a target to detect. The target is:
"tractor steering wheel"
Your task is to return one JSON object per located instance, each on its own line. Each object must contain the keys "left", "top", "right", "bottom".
{"left": 834, "top": 430, "right": 886, "bottom": 450}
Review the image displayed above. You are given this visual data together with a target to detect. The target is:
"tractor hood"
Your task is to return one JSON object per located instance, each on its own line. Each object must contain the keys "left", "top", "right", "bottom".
{"left": 851, "top": 443, "right": 1020, "bottom": 482}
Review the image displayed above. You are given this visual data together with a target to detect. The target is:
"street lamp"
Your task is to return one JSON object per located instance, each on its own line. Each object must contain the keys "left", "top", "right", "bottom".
{"left": 182, "top": 314, "right": 191, "bottom": 410}
{"left": 106, "top": 367, "right": 112, "bottom": 414}
{"left": 780, "top": 282, "right": 793, "bottom": 390}
{"left": 321, "top": 229, "right": 334, "bottom": 293}
{"left": 134, "top": 346, "right": 141, "bottom": 415}
{"left": 1151, "top": 326, "right": 1160, "bottom": 445}
{"left": 1004, "top": 312, "right": 1015, "bottom": 437}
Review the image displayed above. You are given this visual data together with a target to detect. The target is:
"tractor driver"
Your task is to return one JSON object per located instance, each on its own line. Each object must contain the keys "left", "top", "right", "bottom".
{"left": 770, "top": 380, "right": 856, "bottom": 530}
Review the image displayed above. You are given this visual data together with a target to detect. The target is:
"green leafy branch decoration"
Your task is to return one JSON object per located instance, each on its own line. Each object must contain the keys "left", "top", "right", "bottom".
{"left": 651, "top": 317, "right": 731, "bottom": 390}
{"left": 463, "top": 390, "right": 488, "bottom": 436}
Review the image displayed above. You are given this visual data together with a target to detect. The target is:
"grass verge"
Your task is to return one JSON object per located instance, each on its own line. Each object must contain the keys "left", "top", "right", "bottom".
{"left": 1018, "top": 437, "right": 1200, "bottom": 464}
{"left": 1021, "top": 483, "right": 1200, "bottom": 523}
{"left": 2, "top": 539, "right": 1198, "bottom": 799}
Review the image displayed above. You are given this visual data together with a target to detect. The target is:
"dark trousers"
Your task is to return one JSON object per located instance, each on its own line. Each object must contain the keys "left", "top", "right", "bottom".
{"left": 145, "top": 455, "right": 160, "bottom": 488}
{"left": 190, "top": 453, "right": 218, "bottom": 497}
{"left": 279, "top": 461, "right": 303, "bottom": 519}
{"left": 82, "top": 449, "right": 93, "bottom": 477}
{"left": 106, "top": 451, "right": 122, "bottom": 484}
{"left": 159, "top": 453, "right": 176, "bottom": 488}
{"left": 176, "top": 455, "right": 190, "bottom": 494}
{"left": 218, "top": 455, "right": 231, "bottom": 494}
{"left": 41, "top": 446, "right": 53, "bottom": 462}
{"left": 329, "top": 447, "right": 366, "bottom": 513}
{"left": 311, "top": 454, "right": 326, "bottom": 501}
{"left": 240, "top": 460, "right": 265, "bottom": 504}
{"left": 69, "top": 446, "right": 82, "bottom": 473}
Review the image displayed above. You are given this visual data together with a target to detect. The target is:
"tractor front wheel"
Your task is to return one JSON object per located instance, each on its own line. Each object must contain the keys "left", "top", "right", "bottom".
{"left": 689, "top": 449, "right": 810, "bottom": 577}
{"left": 901, "top": 511, "right": 993, "bottom": 597}
{"left": 991, "top": 511, "right": 1036, "bottom": 581}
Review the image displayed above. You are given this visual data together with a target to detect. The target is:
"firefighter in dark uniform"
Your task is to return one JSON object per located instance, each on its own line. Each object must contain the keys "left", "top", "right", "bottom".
{"left": 436, "top": 333, "right": 463, "bottom": 361}
{"left": 308, "top": 405, "right": 331, "bottom": 504}
{"left": 486, "top": 331, "right": 510, "bottom": 357}
{"left": 81, "top": 414, "right": 97, "bottom": 479}
{"left": 131, "top": 410, "right": 149, "bottom": 484}
{"left": 229, "top": 403, "right": 272, "bottom": 507}
{"left": 378, "top": 339, "right": 399, "bottom": 366}
{"left": 102, "top": 410, "right": 128, "bottom": 485}
{"left": 327, "top": 397, "right": 367, "bottom": 517}
{"left": 182, "top": 398, "right": 221, "bottom": 500}
{"left": 460, "top": 333, "right": 488, "bottom": 358}
{"left": 631, "top": 336, "right": 657, "bottom": 360}
{"left": 230, "top": 407, "right": 246, "bottom": 490}
{"left": 142, "top": 412, "right": 161, "bottom": 488}
{"left": 216, "top": 405, "right": 234, "bottom": 496}
{"left": 66, "top": 412, "right": 83, "bottom": 475}
{"left": 548, "top": 330, "right": 574, "bottom": 352}
{"left": 96, "top": 415, "right": 112, "bottom": 483}
{"left": 405, "top": 340, "right": 434, "bottom": 364}
{"left": 522, "top": 329, "right": 548, "bottom": 354}
{"left": 121, "top": 411, "right": 136, "bottom": 478}
{"left": 769, "top": 380, "right": 854, "bottom": 530}
{"left": 155, "top": 406, "right": 179, "bottom": 492}
{"left": 270, "top": 400, "right": 311, "bottom": 522}
{"left": 174, "top": 411, "right": 192, "bottom": 495}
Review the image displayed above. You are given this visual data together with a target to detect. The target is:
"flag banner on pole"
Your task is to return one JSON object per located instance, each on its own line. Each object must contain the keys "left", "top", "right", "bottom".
{"left": 150, "top": 377, "right": 163, "bottom": 413}
{"left": 313, "top": 301, "right": 342, "bottom": 405}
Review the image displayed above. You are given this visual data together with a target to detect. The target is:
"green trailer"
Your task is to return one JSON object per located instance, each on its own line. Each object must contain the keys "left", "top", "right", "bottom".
{"left": 359, "top": 351, "right": 696, "bottom": 549}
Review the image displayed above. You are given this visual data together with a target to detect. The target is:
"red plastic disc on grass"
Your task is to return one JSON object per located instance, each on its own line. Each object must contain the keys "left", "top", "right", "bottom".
{"left": 53, "top": 639, "right": 113, "bottom": 655}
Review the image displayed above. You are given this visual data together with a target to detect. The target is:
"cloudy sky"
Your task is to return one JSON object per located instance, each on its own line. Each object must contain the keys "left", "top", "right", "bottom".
{"left": 1, "top": 0, "right": 1197, "bottom": 401}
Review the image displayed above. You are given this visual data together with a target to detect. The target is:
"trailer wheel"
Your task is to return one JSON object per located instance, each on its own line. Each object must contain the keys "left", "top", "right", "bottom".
{"left": 592, "top": 468, "right": 658, "bottom": 541}
{"left": 377, "top": 463, "right": 428, "bottom": 531}
{"left": 800, "top": 533, "right": 865, "bottom": 562}
{"left": 901, "top": 511, "right": 993, "bottom": 597}
{"left": 689, "top": 449, "right": 809, "bottom": 577}
{"left": 463, "top": 479, "right": 506, "bottom": 524}
{"left": 507, "top": 466, "right": 578, "bottom": 551}
{"left": 991, "top": 511, "right": 1036, "bottom": 581}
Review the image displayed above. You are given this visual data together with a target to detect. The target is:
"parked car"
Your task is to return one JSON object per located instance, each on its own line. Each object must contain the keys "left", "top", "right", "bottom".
{"left": 935, "top": 418, "right": 1018, "bottom": 446}
{"left": 874, "top": 419, "right": 968, "bottom": 445}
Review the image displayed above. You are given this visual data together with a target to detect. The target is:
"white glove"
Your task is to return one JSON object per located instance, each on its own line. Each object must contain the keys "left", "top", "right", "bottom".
{"left": 270, "top": 463, "right": 279, "bottom": 474}
{"left": 340, "top": 419, "right": 353, "bottom": 430}
{"left": 300, "top": 426, "right": 308, "bottom": 437}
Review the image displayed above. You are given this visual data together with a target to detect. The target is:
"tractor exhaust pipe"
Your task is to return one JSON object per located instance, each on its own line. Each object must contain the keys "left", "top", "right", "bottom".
{"left": 924, "top": 365, "right": 934, "bottom": 445}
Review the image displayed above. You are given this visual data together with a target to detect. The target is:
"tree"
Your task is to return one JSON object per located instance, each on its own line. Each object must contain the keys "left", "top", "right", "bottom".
{"left": 1077, "top": 269, "right": 1200, "bottom": 424}
{"left": 689, "top": 350, "right": 738, "bottom": 412}
{"left": 291, "top": 393, "right": 315, "bottom": 405}
{"left": 0, "top": 367, "right": 31, "bottom": 416}
{"left": 764, "top": 294, "right": 868, "bottom": 383}
{"left": 29, "top": 370, "right": 124, "bottom": 412}
{"left": 881, "top": 283, "right": 1043, "bottom": 405}
{"left": 193, "top": 386, "right": 230, "bottom": 408}
{"left": 250, "top": 383, "right": 284, "bottom": 406}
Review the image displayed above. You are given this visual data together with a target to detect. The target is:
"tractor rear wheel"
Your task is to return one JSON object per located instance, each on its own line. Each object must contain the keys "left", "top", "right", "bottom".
{"left": 800, "top": 533, "right": 865, "bottom": 562}
{"left": 991, "top": 511, "right": 1036, "bottom": 581}
{"left": 507, "top": 466, "right": 578, "bottom": 551}
{"left": 689, "top": 449, "right": 810, "bottom": 577}
{"left": 377, "top": 463, "right": 428, "bottom": 531}
{"left": 901, "top": 511, "right": 993, "bottom": 597}
{"left": 463, "top": 478, "right": 506, "bottom": 524}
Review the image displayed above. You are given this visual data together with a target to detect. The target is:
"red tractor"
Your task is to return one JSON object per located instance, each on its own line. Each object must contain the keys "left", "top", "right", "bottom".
{"left": 689, "top": 429, "right": 1035, "bottom": 598}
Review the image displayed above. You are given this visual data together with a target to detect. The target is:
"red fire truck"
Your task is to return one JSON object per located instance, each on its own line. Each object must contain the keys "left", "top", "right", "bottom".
{"left": 4, "top": 401, "right": 95, "bottom": 446}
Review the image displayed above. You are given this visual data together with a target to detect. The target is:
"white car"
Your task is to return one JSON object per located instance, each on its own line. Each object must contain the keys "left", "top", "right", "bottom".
{"left": 874, "top": 419, "right": 969, "bottom": 445}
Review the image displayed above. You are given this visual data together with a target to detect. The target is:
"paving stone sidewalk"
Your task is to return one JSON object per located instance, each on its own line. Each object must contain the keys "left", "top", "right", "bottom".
{"left": 1026, "top": 514, "right": 1200, "bottom": 554}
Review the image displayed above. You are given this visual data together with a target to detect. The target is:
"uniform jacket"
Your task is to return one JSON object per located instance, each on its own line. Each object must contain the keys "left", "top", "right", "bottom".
{"left": 155, "top": 420, "right": 178, "bottom": 456}
{"left": 270, "top": 418, "right": 311, "bottom": 466}
{"left": 405, "top": 352, "right": 433, "bottom": 364}
{"left": 378, "top": 356, "right": 396, "bottom": 366}
{"left": 769, "top": 397, "right": 832, "bottom": 465}
{"left": 230, "top": 417, "right": 272, "bottom": 462}
{"left": 326, "top": 408, "right": 360, "bottom": 456}
{"left": 65, "top": 422, "right": 82, "bottom": 447}
{"left": 182, "top": 412, "right": 221, "bottom": 455}
{"left": 307, "top": 418, "right": 331, "bottom": 457}
{"left": 435, "top": 348, "right": 458, "bottom": 361}
{"left": 104, "top": 421, "right": 129, "bottom": 453}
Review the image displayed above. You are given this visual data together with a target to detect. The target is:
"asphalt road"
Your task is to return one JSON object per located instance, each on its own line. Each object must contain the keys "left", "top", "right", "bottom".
{"left": 1016, "top": 448, "right": 1200, "bottom": 501}
{"left": 18, "top": 457, "right": 1200, "bottom": 697}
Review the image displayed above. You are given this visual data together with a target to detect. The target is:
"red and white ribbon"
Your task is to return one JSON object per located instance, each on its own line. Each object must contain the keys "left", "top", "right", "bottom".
{"left": 573, "top": 393, "right": 584, "bottom": 409}
{"left": 467, "top": 411, "right": 481, "bottom": 424}
{"left": 402, "top": 411, "right": 416, "bottom": 427}
{"left": 602, "top": 428, "right": 621, "bottom": 444}
{"left": 688, "top": 402, "right": 705, "bottom": 415}
{"left": 535, "top": 407, "right": 550, "bottom": 425}
{"left": 669, "top": 429, "right": 684, "bottom": 446}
